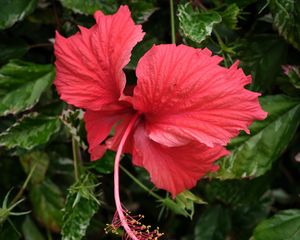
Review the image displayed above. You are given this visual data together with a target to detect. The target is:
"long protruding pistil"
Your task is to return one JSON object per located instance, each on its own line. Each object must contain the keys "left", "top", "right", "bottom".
{"left": 114, "top": 113, "right": 141, "bottom": 240}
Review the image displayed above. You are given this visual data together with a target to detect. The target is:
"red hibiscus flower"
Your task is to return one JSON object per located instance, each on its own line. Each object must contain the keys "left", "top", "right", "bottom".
{"left": 54, "top": 6, "right": 267, "bottom": 240}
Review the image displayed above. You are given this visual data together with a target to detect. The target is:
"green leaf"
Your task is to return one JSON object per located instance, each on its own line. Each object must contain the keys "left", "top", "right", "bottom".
{"left": 0, "top": 0, "right": 37, "bottom": 29}
{"left": 126, "top": 0, "right": 158, "bottom": 24}
{"left": 270, "top": 0, "right": 300, "bottom": 51}
{"left": 22, "top": 216, "right": 46, "bottom": 240}
{"left": 178, "top": 3, "right": 222, "bottom": 44}
{"left": 62, "top": 173, "right": 100, "bottom": 240}
{"left": 232, "top": 195, "right": 273, "bottom": 240}
{"left": 0, "top": 114, "right": 61, "bottom": 150}
{"left": 220, "top": 4, "right": 240, "bottom": 29}
{"left": 126, "top": 36, "right": 159, "bottom": 70}
{"left": 0, "top": 60, "right": 55, "bottom": 116}
{"left": 174, "top": 191, "right": 207, "bottom": 219}
{"left": 20, "top": 151, "right": 49, "bottom": 184}
{"left": 90, "top": 151, "right": 115, "bottom": 174}
{"left": 161, "top": 191, "right": 206, "bottom": 219}
{"left": 62, "top": 195, "right": 98, "bottom": 240}
{"left": 252, "top": 209, "right": 300, "bottom": 240}
{"left": 29, "top": 179, "right": 64, "bottom": 232}
{"left": 194, "top": 205, "right": 231, "bottom": 240}
{"left": 59, "top": 0, "right": 118, "bottom": 15}
{"left": 201, "top": 174, "right": 271, "bottom": 205}
{"left": 238, "top": 35, "right": 287, "bottom": 92}
{"left": 214, "top": 95, "right": 300, "bottom": 180}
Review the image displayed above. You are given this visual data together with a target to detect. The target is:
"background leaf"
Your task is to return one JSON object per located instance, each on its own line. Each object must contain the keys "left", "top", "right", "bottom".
{"left": 160, "top": 191, "right": 206, "bottom": 219}
{"left": 126, "top": 0, "right": 158, "bottom": 24}
{"left": 22, "top": 216, "right": 46, "bottom": 240}
{"left": 201, "top": 174, "right": 271, "bottom": 206}
{"left": 252, "top": 209, "right": 300, "bottom": 240}
{"left": 90, "top": 151, "right": 115, "bottom": 174}
{"left": 126, "top": 36, "right": 159, "bottom": 70}
{"left": 0, "top": 60, "right": 55, "bottom": 116}
{"left": 0, "top": 114, "right": 61, "bottom": 150}
{"left": 178, "top": 3, "right": 222, "bottom": 44}
{"left": 220, "top": 4, "right": 240, "bottom": 29}
{"left": 194, "top": 205, "right": 231, "bottom": 240}
{"left": 29, "top": 179, "right": 64, "bottom": 232}
{"left": 20, "top": 151, "right": 49, "bottom": 184}
{"left": 238, "top": 35, "right": 287, "bottom": 92}
{"left": 59, "top": 0, "right": 118, "bottom": 15}
{"left": 0, "top": 0, "right": 37, "bottom": 29}
{"left": 61, "top": 173, "right": 100, "bottom": 240}
{"left": 215, "top": 95, "right": 300, "bottom": 179}
{"left": 270, "top": 0, "right": 300, "bottom": 51}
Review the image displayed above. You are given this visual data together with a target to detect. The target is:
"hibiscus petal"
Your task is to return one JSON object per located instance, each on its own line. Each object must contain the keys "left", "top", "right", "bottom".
{"left": 133, "top": 124, "right": 229, "bottom": 197}
{"left": 54, "top": 6, "right": 145, "bottom": 110}
{"left": 84, "top": 107, "right": 132, "bottom": 160}
{"left": 133, "top": 44, "right": 267, "bottom": 148}
{"left": 106, "top": 113, "right": 136, "bottom": 154}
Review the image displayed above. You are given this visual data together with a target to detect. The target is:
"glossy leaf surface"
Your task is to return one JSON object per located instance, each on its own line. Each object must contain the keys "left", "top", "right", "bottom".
{"left": 0, "top": 114, "right": 61, "bottom": 150}
{"left": 0, "top": 60, "right": 55, "bottom": 116}
{"left": 0, "top": 0, "right": 37, "bottom": 29}
{"left": 270, "top": 0, "right": 300, "bottom": 51}
{"left": 215, "top": 95, "right": 300, "bottom": 179}
{"left": 252, "top": 209, "right": 300, "bottom": 240}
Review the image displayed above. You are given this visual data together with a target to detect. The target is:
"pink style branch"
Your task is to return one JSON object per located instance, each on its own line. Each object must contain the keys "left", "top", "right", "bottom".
{"left": 53, "top": 5, "right": 267, "bottom": 240}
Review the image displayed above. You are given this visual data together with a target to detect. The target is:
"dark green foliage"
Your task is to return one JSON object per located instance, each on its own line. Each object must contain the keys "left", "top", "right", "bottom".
{"left": 61, "top": 173, "right": 100, "bottom": 240}
{"left": 270, "top": 0, "right": 300, "bottom": 51}
{"left": 0, "top": 0, "right": 299, "bottom": 239}
{"left": 0, "top": 114, "right": 61, "bottom": 150}
{"left": 29, "top": 179, "right": 64, "bottom": 232}
{"left": 237, "top": 35, "right": 287, "bottom": 92}
{"left": 252, "top": 209, "right": 300, "bottom": 240}
{"left": 0, "top": 60, "right": 55, "bottom": 116}
{"left": 59, "top": 0, "right": 118, "bottom": 15}
{"left": 0, "top": 0, "right": 37, "bottom": 29}
{"left": 194, "top": 205, "right": 231, "bottom": 240}
{"left": 22, "top": 216, "right": 46, "bottom": 240}
{"left": 90, "top": 151, "right": 115, "bottom": 174}
{"left": 215, "top": 95, "right": 300, "bottom": 179}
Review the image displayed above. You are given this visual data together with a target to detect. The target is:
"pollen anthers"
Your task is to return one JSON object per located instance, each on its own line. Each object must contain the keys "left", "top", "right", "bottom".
{"left": 105, "top": 209, "right": 164, "bottom": 240}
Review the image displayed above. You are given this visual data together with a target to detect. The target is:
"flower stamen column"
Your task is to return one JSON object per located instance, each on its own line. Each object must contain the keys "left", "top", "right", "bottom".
{"left": 114, "top": 113, "right": 140, "bottom": 240}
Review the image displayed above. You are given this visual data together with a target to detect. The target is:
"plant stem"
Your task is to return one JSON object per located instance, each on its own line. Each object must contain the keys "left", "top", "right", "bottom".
{"left": 213, "top": 30, "right": 230, "bottom": 67}
{"left": 52, "top": 0, "right": 61, "bottom": 31}
{"left": 72, "top": 137, "right": 81, "bottom": 181}
{"left": 11, "top": 164, "right": 37, "bottom": 205}
{"left": 120, "top": 165, "right": 162, "bottom": 201}
{"left": 170, "top": 0, "right": 176, "bottom": 44}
